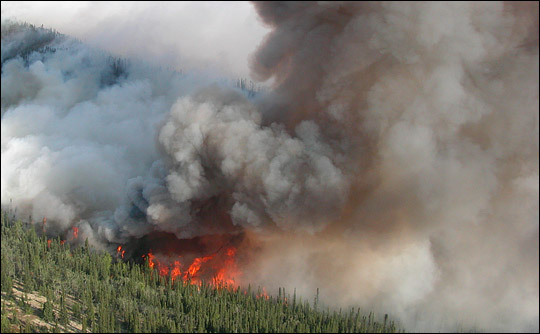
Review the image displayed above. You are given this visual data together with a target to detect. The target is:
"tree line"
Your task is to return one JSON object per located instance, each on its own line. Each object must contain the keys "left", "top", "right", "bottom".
{"left": 1, "top": 211, "right": 400, "bottom": 333}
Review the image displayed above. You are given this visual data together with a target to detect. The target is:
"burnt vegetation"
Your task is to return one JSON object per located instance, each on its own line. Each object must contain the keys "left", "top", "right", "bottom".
{"left": 1, "top": 211, "right": 400, "bottom": 333}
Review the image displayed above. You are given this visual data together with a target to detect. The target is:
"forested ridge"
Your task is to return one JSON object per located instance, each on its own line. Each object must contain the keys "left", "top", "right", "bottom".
{"left": 0, "top": 22, "right": 399, "bottom": 333}
{"left": 1, "top": 211, "right": 400, "bottom": 333}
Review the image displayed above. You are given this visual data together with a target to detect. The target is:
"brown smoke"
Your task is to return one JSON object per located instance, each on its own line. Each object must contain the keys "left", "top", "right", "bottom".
{"left": 1, "top": 2, "right": 538, "bottom": 331}
{"left": 235, "top": 1, "right": 539, "bottom": 331}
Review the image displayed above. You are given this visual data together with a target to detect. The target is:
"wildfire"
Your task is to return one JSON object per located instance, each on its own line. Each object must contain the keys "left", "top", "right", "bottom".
{"left": 116, "top": 246, "right": 125, "bottom": 259}
{"left": 132, "top": 240, "right": 270, "bottom": 299}
{"left": 212, "top": 248, "right": 238, "bottom": 287}
{"left": 71, "top": 226, "right": 79, "bottom": 240}
{"left": 171, "top": 261, "right": 182, "bottom": 281}
{"left": 184, "top": 255, "right": 213, "bottom": 284}
{"left": 147, "top": 252, "right": 156, "bottom": 270}
{"left": 142, "top": 246, "right": 240, "bottom": 288}
{"left": 256, "top": 287, "right": 269, "bottom": 300}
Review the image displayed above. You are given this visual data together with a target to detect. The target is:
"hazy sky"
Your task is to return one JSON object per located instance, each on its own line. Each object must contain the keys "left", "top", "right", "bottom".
{"left": 1, "top": 1, "right": 270, "bottom": 79}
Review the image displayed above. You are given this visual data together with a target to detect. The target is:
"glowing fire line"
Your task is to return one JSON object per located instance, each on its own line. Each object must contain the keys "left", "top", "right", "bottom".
{"left": 140, "top": 246, "right": 240, "bottom": 288}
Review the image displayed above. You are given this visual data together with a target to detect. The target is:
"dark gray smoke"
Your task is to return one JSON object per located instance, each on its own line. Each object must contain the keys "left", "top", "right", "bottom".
{"left": 2, "top": 1, "right": 538, "bottom": 331}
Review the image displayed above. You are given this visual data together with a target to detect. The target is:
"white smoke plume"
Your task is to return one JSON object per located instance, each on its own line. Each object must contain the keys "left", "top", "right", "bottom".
{"left": 1, "top": 1, "right": 538, "bottom": 332}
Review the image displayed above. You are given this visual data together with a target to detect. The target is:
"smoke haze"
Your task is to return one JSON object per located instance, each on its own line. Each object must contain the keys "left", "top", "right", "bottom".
{"left": 1, "top": 1, "right": 269, "bottom": 78}
{"left": 1, "top": 1, "right": 538, "bottom": 332}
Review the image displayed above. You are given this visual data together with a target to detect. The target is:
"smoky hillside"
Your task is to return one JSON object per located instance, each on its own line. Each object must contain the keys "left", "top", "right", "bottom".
{"left": 1, "top": 2, "right": 539, "bottom": 332}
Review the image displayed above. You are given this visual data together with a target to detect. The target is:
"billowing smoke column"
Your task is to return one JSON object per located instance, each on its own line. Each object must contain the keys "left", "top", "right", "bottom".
{"left": 242, "top": 2, "right": 539, "bottom": 332}
{"left": 1, "top": 1, "right": 539, "bottom": 332}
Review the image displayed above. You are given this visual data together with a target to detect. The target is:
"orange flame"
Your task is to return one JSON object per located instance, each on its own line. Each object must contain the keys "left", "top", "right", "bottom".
{"left": 72, "top": 227, "right": 79, "bottom": 239}
{"left": 117, "top": 246, "right": 125, "bottom": 258}
{"left": 212, "top": 246, "right": 239, "bottom": 287}
{"left": 147, "top": 251, "right": 156, "bottom": 269}
{"left": 143, "top": 246, "right": 241, "bottom": 288}
{"left": 171, "top": 261, "right": 182, "bottom": 282}
{"left": 138, "top": 245, "right": 271, "bottom": 299}
{"left": 158, "top": 261, "right": 169, "bottom": 276}
{"left": 184, "top": 255, "right": 213, "bottom": 284}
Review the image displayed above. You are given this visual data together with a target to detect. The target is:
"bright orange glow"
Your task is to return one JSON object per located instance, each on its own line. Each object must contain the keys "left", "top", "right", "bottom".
{"left": 117, "top": 246, "right": 125, "bottom": 258}
{"left": 184, "top": 255, "right": 213, "bottom": 283}
{"left": 170, "top": 261, "right": 182, "bottom": 282}
{"left": 72, "top": 227, "right": 79, "bottom": 240}
{"left": 147, "top": 251, "right": 155, "bottom": 270}
{"left": 212, "top": 246, "right": 239, "bottom": 288}
{"left": 142, "top": 246, "right": 242, "bottom": 289}
{"left": 158, "top": 261, "right": 169, "bottom": 276}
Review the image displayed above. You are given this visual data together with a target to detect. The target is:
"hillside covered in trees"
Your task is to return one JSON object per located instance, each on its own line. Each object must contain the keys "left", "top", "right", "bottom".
{"left": 1, "top": 211, "right": 400, "bottom": 333}
{"left": 5, "top": 2, "right": 537, "bottom": 331}
{"left": 0, "top": 21, "right": 399, "bottom": 333}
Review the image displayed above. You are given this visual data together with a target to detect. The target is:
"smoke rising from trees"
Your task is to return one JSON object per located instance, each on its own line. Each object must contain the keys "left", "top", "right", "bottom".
{"left": 1, "top": 2, "right": 538, "bottom": 331}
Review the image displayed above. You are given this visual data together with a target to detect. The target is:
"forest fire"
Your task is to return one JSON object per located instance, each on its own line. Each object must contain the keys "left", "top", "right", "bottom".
{"left": 132, "top": 231, "right": 245, "bottom": 288}
{"left": 142, "top": 245, "right": 240, "bottom": 288}
{"left": 71, "top": 226, "right": 79, "bottom": 240}
{"left": 116, "top": 246, "right": 125, "bottom": 259}
{"left": 257, "top": 287, "right": 269, "bottom": 300}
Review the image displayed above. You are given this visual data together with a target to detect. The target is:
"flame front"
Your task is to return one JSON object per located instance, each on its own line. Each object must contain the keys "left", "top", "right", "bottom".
{"left": 212, "top": 247, "right": 239, "bottom": 287}
{"left": 141, "top": 246, "right": 240, "bottom": 288}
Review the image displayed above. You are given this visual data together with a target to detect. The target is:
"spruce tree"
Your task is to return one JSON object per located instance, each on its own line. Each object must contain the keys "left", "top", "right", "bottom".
{"left": 42, "top": 299, "right": 54, "bottom": 322}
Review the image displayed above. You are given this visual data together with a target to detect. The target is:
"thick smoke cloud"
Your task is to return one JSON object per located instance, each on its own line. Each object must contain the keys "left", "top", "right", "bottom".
{"left": 159, "top": 87, "right": 347, "bottom": 232}
{"left": 241, "top": 1, "right": 538, "bottom": 332}
{"left": 1, "top": 21, "right": 348, "bottom": 243}
{"left": 1, "top": 22, "right": 224, "bottom": 241}
{"left": 1, "top": 1, "right": 538, "bottom": 332}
